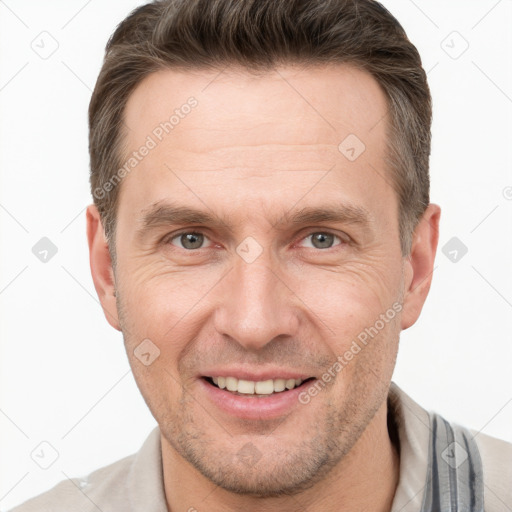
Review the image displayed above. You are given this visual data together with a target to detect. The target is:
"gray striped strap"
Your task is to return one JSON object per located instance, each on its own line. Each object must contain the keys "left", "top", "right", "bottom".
{"left": 420, "top": 413, "right": 484, "bottom": 511}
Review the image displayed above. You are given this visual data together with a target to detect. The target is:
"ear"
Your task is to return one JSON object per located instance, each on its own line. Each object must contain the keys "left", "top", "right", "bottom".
{"left": 86, "top": 204, "right": 121, "bottom": 331}
{"left": 400, "top": 203, "right": 441, "bottom": 330}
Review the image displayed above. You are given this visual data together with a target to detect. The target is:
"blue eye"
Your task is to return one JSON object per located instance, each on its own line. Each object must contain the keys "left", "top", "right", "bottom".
{"left": 170, "top": 232, "right": 210, "bottom": 250}
{"left": 299, "top": 232, "right": 342, "bottom": 250}
{"left": 167, "top": 230, "right": 344, "bottom": 251}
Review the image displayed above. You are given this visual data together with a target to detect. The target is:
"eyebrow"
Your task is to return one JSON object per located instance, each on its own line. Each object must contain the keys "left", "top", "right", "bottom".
{"left": 136, "top": 200, "right": 372, "bottom": 240}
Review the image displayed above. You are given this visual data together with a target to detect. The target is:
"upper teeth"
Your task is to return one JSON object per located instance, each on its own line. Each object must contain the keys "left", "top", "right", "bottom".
{"left": 211, "top": 376, "right": 304, "bottom": 394}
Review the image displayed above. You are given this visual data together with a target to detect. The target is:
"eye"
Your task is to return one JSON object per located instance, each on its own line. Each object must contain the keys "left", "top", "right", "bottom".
{"left": 169, "top": 231, "right": 211, "bottom": 250}
{"left": 166, "top": 230, "right": 346, "bottom": 252}
{"left": 298, "top": 231, "right": 343, "bottom": 250}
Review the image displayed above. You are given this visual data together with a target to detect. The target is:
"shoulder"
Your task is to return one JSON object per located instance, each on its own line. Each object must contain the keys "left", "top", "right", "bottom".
{"left": 470, "top": 428, "right": 512, "bottom": 510}
{"left": 8, "top": 426, "right": 165, "bottom": 512}
{"left": 8, "top": 453, "right": 136, "bottom": 512}
{"left": 389, "top": 383, "right": 512, "bottom": 511}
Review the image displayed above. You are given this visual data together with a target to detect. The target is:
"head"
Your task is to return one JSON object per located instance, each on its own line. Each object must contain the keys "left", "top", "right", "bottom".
{"left": 87, "top": 0, "right": 440, "bottom": 498}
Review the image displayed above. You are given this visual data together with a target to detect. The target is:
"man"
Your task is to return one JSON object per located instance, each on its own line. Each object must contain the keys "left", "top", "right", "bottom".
{"left": 11, "top": 0, "right": 511, "bottom": 511}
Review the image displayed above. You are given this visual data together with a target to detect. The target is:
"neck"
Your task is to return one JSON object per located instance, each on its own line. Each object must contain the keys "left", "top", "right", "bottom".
{"left": 161, "top": 398, "right": 400, "bottom": 512}
{"left": 161, "top": 401, "right": 400, "bottom": 512}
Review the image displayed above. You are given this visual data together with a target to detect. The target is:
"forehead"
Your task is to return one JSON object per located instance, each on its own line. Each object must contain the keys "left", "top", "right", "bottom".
{"left": 117, "top": 64, "right": 395, "bottom": 230}
{"left": 123, "top": 63, "right": 388, "bottom": 157}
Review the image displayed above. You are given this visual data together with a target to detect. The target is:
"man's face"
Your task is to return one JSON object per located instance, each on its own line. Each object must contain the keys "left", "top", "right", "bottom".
{"left": 109, "top": 64, "right": 408, "bottom": 495}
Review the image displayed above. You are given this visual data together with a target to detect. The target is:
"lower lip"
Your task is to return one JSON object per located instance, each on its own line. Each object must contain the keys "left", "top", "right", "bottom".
{"left": 198, "top": 378, "right": 315, "bottom": 420}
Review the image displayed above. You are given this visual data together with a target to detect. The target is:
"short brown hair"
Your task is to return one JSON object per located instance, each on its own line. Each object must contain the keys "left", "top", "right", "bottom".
{"left": 89, "top": 0, "right": 431, "bottom": 259}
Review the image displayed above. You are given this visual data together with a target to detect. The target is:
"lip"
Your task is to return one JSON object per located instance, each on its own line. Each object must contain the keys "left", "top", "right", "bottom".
{"left": 198, "top": 376, "right": 316, "bottom": 420}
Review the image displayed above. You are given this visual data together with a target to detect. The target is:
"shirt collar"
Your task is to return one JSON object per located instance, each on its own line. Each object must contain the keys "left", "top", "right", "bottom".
{"left": 388, "top": 381, "right": 431, "bottom": 511}
{"left": 127, "top": 425, "right": 168, "bottom": 511}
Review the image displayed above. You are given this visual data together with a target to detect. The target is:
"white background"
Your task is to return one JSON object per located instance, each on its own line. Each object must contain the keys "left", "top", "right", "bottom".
{"left": 1, "top": 0, "right": 511, "bottom": 509}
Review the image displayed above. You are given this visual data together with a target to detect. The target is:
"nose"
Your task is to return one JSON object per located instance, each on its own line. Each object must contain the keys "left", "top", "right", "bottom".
{"left": 213, "top": 245, "right": 300, "bottom": 352}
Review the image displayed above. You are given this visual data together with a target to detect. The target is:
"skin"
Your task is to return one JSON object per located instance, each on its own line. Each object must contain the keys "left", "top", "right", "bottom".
{"left": 87, "top": 64, "right": 440, "bottom": 512}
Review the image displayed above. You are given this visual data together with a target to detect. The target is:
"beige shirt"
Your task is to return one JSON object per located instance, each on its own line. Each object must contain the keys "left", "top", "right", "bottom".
{"left": 9, "top": 382, "right": 512, "bottom": 511}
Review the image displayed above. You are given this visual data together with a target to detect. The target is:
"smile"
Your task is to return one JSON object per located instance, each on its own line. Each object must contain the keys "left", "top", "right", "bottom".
{"left": 205, "top": 376, "right": 314, "bottom": 395}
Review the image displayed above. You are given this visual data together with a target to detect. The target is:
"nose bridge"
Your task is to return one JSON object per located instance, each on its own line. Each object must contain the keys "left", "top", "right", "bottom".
{"left": 213, "top": 242, "right": 299, "bottom": 350}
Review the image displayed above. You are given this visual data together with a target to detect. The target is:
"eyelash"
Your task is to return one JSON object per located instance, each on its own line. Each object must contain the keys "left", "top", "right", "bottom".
{"left": 164, "top": 229, "right": 347, "bottom": 252}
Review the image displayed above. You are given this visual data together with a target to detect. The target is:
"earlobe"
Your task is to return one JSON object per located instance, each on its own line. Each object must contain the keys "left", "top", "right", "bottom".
{"left": 400, "top": 204, "right": 441, "bottom": 330}
{"left": 86, "top": 204, "right": 121, "bottom": 331}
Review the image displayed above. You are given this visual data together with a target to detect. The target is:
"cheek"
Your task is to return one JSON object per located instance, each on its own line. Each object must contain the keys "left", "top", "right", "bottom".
{"left": 117, "top": 260, "right": 224, "bottom": 338}
{"left": 295, "top": 258, "right": 401, "bottom": 321}
{"left": 294, "top": 262, "right": 402, "bottom": 369}
{"left": 116, "top": 244, "right": 403, "bottom": 359}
